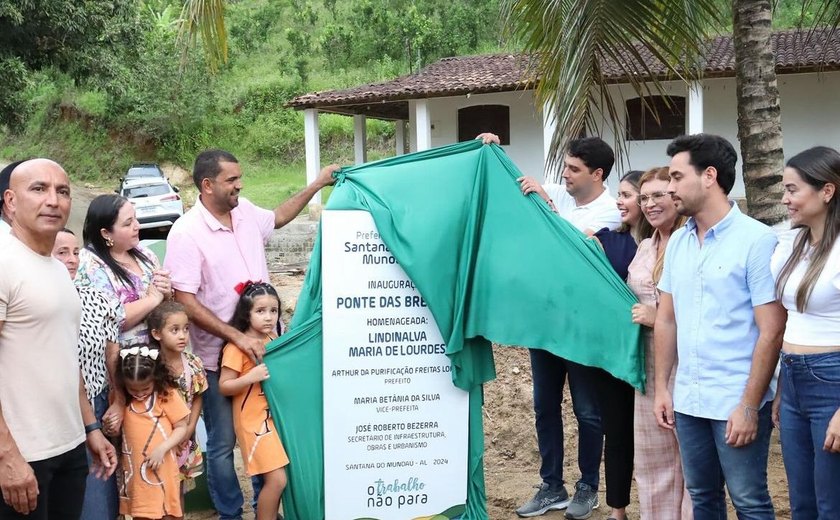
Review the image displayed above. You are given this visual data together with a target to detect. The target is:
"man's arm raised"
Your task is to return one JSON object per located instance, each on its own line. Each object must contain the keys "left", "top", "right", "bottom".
{"left": 174, "top": 290, "right": 266, "bottom": 363}
{"left": 273, "top": 164, "right": 340, "bottom": 229}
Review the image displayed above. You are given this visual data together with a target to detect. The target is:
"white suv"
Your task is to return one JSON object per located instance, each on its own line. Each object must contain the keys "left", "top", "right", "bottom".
{"left": 120, "top": 177, "right": 184, "bottom": 230}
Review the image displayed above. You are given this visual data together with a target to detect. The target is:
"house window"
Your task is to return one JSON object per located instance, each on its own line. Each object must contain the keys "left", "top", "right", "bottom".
{"left": 458, "top": 105, "right": 510, "bottom": 144}
{"left": 625, "top": 96, "right": 685, "bottom": 141}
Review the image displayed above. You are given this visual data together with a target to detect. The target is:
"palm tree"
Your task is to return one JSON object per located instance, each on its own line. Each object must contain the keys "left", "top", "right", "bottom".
{"left": 503, "top": 0, "right": 839, "bottom": 225}
{"left": 732, "top": 0, "right": 785, "bottom": 223}
{"left": 503, "top": 0, "right": 719, "bottom": 162}
{"left": 179, "top": 0, "right": 227, "bottom": 72}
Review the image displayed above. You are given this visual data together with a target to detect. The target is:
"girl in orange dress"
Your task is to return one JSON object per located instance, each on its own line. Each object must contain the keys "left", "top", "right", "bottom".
{"left": 147, "top": 301, "right": 207, "bottom": 499}
{"left": 219, "top": 281, "right": 289, "bottom": 520}
{"left": 117, "top": 346, "right": 190, "bottom": 520}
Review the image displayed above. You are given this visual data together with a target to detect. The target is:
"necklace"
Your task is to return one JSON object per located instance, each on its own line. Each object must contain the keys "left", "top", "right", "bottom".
{"left": 112, "top": 253, "right": 132, "bottom": 265}
{"left": 655, "top": 231, "right": 669, "bottom": 256}
{"left": 804, "top": 242, "right": 815, "bottom": 261}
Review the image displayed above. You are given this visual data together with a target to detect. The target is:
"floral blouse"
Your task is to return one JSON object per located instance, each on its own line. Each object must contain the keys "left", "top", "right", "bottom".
{"left": 175, "top": 351, "right": 207, "bottom": 482}
{"left": 176, "top": 351, "right": 208, "bottom": 407}
{"left": 76, "top": 244, "right": 160, "bottom": 346}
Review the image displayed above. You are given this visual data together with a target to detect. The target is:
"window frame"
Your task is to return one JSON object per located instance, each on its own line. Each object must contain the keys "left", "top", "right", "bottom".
{"left": 457, "top": 104, "right": 511, "bottom": 145}
{"left": 625, "top": 95, "right": 686, "bottom": 141}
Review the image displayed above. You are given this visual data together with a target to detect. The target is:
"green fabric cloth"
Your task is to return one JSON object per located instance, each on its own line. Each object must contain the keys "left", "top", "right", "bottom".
{"left": 262, "top": 140, "right": 643, "bottom": 520}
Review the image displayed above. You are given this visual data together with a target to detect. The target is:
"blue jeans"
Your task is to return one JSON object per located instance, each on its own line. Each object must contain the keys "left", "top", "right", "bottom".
{"left": 675, "top": 404, "right": 774, "bottom": 520}
{"left": 204, "top": 371, "right": 244, "bottom": 520}
{"left": 529, "top": 349, "right": 602, "bottom": 490}
{"left": 780, "top": 351, "right": 840, "bottom": 519}
{"left": 80, "top": 389, "right": 118, "bottom": 520}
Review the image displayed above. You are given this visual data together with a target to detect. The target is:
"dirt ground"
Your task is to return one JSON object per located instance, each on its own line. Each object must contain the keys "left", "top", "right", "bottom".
{"left": 482, "top": 347, "right": 791, "bottom": 520}
{"left": 66, "top": 183, "right": 101, "bottom": 236}
{"left": 182, "top": 273, "right": 792, "bottom": 520}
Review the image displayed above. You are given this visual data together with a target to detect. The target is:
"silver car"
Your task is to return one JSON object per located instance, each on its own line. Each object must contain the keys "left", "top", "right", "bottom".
{"left": 120, "top": 177, "right": 184, "bottom": 230}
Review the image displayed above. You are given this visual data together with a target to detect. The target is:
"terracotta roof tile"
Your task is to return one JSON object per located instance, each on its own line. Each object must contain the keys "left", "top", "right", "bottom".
{"left": 289, "top": 28, "right": 840, "bottom": 117}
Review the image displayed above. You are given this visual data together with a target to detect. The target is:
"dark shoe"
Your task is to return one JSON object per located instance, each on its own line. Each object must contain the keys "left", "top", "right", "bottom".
{"left": 564, "top": 482, "right": 599, "bottom": 519}
{"left": 515, "top": 482, "right": 571, "bottom": 517}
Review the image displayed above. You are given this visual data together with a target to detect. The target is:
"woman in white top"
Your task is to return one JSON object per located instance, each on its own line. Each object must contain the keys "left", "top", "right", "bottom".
{"left": 771, "top": 146, "right": 840, "bottom": 519}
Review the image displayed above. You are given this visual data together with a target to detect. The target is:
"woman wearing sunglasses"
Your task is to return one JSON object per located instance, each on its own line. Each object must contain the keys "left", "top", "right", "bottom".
{"left": 626, "top": 167, "right": 691, "bottom": 520}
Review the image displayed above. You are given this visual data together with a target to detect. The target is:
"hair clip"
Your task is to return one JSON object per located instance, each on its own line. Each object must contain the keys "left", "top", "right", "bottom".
{"left": 234, "top": 280, "right": 263, "bottom": 295}
{"left": 120, "top": 346, "right": 159, "bottom": 360}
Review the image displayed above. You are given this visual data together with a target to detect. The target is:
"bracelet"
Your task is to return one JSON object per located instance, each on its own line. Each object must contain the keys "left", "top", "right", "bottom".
{"left": 84, "top": 421, "right": 102, "bottom": 434}
{"left": 741, "top": 402, "right": 760, "bottom": 421}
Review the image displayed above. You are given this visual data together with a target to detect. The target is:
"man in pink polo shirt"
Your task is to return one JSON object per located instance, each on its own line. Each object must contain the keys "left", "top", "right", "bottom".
{"left": 164, "top": 149, "right": 338, "bottom": 520}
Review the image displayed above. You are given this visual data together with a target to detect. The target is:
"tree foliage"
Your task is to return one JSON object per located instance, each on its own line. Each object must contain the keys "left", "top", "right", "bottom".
{"left": 105, "top": 9, "right": 219, "bottom": 162}
{"left": 0, "top": 0, "right": 142, "bottom": 129}
{"left": 503, "top": 0, "right": 840, "bottom": 224}
{"left": 320, "top": 0, "right": 503, "bottom": 72}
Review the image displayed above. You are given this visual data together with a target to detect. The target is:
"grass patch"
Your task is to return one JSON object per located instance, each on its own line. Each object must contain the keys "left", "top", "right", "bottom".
{"left": 239, "top": 160, "right": 307, "bottom": 208}
{"left": 238, "top": 160, "right": 337, "bottom": 210}
{"left": 0, "top": 119, "right": 136, "bottom": 187}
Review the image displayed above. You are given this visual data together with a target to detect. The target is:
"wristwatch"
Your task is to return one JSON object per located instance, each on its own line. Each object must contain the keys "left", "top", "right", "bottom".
{"left": 84, "top": 421, "right": 102, "bottom": 434}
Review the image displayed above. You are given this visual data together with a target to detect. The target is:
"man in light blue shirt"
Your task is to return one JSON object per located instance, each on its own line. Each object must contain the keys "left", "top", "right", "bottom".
{"left": 653, "top": 134, "right": 785, "bottom": 519}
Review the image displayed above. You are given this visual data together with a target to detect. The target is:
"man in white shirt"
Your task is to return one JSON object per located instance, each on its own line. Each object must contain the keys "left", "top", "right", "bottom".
{"left": 510, "top": 136, "right": 621, "bottom": 518}
{"left": 518, "top": 140, "right": 621, "bottom": 234}
{"left": 0, "top": 159, "right": 116, "bottom": 519}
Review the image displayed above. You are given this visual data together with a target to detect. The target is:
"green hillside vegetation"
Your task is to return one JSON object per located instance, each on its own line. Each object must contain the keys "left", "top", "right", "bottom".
{"left": 0, "top": 0, "right": 505, "bottom": 207}
{"left": 0, "top": 0, "right": 825, "bottom": 207}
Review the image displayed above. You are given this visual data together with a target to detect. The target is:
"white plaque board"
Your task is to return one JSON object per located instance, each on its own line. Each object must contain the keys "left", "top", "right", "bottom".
{"left": 321, "top": 210, "right": 469, "bottom": 519}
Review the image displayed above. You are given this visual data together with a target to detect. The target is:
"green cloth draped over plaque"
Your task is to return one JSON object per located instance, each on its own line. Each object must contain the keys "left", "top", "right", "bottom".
{"left": 262, "top": 139, "right": 644, "bottom": 520}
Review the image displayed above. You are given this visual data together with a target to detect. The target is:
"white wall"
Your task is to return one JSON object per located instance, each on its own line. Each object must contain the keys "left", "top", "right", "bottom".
{"left": 699, "top": 78, "right": 741, "bottom": 196}
{"left": 778, "top": 71, "right": 840, "bottom": 162}
{"left": 600, "top": 71, "right": 840, "bottom": 198}
{"left": 703, "top": 72, "right": 840, "bottom": 198}
{"left": 426, "top": 90, "right": 547, "bottom": 180}
{"left": 421, "top": 71, "right": 840, "bottom": 199}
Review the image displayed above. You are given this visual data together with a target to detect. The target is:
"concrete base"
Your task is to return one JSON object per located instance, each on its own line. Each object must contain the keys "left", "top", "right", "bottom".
{"left": 267, "top": 214, "right": 320, "bottom": 270}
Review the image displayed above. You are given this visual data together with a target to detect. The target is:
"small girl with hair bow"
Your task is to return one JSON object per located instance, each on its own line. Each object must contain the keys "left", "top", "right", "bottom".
{"left": 117, "top": 345, "right": 190, "bottom": 520}
{"left": 220, "top": 281, "right": 288, "bottom": 520}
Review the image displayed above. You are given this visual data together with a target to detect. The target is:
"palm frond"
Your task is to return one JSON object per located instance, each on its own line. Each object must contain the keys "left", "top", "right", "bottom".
{"left": 802, "top": 0, "right": 840, "bottom": 68}
{"left": 178, "top": 0, "right": 228, "bottom": 73}
{"left": 503, "top": 0, "right": 724, "bottom": 172}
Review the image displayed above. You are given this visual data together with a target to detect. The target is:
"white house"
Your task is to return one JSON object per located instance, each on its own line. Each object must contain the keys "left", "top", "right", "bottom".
{"left": 288, "top": 28, "right": 840, "bottom": 204}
